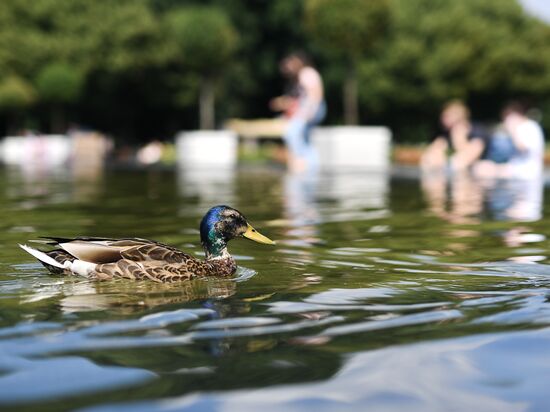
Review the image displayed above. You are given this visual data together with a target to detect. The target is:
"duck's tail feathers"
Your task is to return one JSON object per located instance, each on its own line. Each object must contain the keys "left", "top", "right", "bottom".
{"left": 19, "top": 244, "right": 65, "bottom": 269}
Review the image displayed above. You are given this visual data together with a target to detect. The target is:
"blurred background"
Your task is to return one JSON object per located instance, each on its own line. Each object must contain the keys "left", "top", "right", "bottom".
{"left": 3, "top": 2, "right": 550, "bottom": 411}
{"left": 0, "top": 0, "right": 548, "bottom": 146}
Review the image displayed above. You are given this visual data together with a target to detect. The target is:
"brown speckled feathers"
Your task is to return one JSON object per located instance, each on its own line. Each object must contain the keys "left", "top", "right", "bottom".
{"left": 42, "top": 237, "right": 237, "bottom": 282}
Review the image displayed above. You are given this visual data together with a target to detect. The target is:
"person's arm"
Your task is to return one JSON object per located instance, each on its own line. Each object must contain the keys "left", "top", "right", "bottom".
{"left": 451, "top": 138, "right": 484, "bottom": 170}
{"left": 504, "top": 116, "right": 529, "bottom": 153}
{"left": 508, "top": 125, "right": 531, "bottom": 153}
{"left": 269, "top": 95, "right": 295, "bottom": 112}
{"left": 507, "top": 128, "right": 528, "bottom": 153}
{"left": 449, "top": 122, "right": 470, "bottom": 152}
{"left": 420, "top": 137, "right": 448, "bottom": 170}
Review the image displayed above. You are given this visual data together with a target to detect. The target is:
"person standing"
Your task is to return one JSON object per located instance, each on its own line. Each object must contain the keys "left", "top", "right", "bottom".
{"left": 271, "top": 52, "right": 326, "bottom": 172}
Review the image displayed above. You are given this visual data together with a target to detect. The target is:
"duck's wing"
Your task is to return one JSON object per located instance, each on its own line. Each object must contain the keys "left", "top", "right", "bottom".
{"left": 95, "top": 260, "right": 201, "bottom": 283}
{"left": 40, "top": 237, "right": 195, "bottom": 264}
{"left": 119, "top": 241, "right": 195, "bottom": 264}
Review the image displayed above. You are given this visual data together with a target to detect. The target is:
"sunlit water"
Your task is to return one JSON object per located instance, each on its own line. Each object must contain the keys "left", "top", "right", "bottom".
{"left": 1, "top": 164, "right": 550, "bottom": 412}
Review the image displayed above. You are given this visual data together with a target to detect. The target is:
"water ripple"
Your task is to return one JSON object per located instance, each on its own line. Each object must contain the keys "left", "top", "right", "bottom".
{"left": 304, "top": 287, "right": 396, "bottom": 305}
{"left": 187, "top": 316, "right": 344, "bottom": 340}
{"left": 0, "top": 356, "right": 154, "bottom": 404}
{"left": 320, "top": 309, "right": 463, "bottom": 337}
{"left": 85, "top": 308, "right": 215, "bottom": 336}
{"left": 192, "top": 317, "right": 281, "bottom": 330}
{"left": 267, "top": 301, "right": 450, "bottom": 315}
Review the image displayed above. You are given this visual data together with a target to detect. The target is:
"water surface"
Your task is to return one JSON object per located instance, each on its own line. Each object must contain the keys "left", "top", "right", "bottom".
{"left": 1, "top": 165, "right": 550, "bottom": 412}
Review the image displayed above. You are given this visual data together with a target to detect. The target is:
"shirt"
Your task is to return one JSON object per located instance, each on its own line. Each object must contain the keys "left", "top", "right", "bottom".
{"left": 508, "top": 119, "right": 545, "bottom": 179}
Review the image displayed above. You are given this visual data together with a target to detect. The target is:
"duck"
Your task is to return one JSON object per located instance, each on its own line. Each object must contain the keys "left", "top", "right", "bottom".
{"left": 19, "top": 205, "right": 275, "bottom": 283}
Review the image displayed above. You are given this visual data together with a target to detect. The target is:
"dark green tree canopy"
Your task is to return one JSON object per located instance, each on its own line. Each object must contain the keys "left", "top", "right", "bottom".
{"left": 359, "top": 0, "right": 550, "bottom": 139}
{"left": 0, "top": 0, "right": 548, "bottom": 140}
{"left": 305, "top": 0, "right": 391, "bottom": 61}
{"left": 166, "top": 6, "right": 238, "bottom": 72}
{"left": 36, "top": 63, "right": 84, "bottom": 104}
{"left": 0, "top": 0, "right": 166, "bottom": 78}
{"left": 304, "top": 0, "right": 391, "bottom": 124}
{"left": 0, "top": 76, "right": 36, "bottom": 111}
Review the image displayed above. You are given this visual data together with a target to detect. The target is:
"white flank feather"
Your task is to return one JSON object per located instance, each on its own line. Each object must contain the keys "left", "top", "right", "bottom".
{"left": 19, "top": 244, "right": 98, "bottom": 277}
{"left": 69, "top": 260, "right": 97, "bottom": 277}
{"left": 19, "top": 244, "right": 64, "bottom": 269}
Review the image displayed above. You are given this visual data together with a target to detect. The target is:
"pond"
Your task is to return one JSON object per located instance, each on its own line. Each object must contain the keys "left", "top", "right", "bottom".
{"left": 1, "top": 165, "right": 550, "bottom": 412}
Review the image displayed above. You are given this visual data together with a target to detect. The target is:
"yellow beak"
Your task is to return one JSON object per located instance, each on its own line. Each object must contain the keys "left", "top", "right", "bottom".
{"left": 243, "top": 224, "right": 275, "bottom": 245}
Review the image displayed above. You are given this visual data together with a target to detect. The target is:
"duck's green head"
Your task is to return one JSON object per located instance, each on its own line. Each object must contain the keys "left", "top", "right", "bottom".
{"left": 200, "top": 205, "right": 275, "bottom": 258}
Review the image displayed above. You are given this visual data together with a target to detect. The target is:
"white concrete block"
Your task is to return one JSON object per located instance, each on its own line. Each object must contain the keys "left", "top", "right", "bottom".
{"left": 311, "top": 126, "right": 392, "bottom": 170}
{"left": 0, "top": 135, "right": 71, "bottom": 166}
{"left": 176, "top": 130, "right": 238, "bottom": 168}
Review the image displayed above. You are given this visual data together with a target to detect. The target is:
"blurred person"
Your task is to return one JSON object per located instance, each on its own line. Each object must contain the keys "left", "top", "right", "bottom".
{"left": 483, "top": 125, "right": 516, "bottom": 165}
{"left": 270, "top": 52, "right": 326, "bottom": 173}
{"left": 475, "top": 101, "right": 544, "bottom": 179}
{"left": 70, "top": 127, "right": 111, "bottom": 180}
{"left": 137, "top": 140, "right": 164, "bottom": 165}
{"left": 421, "top": 100, "right": 488, "bottom": 172}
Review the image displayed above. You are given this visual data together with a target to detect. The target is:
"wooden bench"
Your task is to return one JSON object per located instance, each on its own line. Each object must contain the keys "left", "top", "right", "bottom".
{"left": 225, "top": 118, "right": 287, "bottom": 140}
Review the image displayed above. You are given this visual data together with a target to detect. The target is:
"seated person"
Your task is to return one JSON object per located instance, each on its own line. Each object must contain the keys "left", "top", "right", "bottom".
{"left": 474, "top": 101, "right": 544, "bottom": 179}
{"left": 421, "top": 100, "right": 488, "bottom": 172}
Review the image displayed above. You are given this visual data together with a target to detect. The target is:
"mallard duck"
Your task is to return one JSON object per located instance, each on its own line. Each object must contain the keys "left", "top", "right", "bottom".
{"left": 19, "top": 205, "right": 275, "bottom": 283}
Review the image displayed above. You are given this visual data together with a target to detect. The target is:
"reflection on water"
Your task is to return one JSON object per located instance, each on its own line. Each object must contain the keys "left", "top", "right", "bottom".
{"left": 85, "top": 327, "right": 550, "bottom": 412}
{"left": 421, "top": 170, "right": 543, "bottom": 222}
{"left": 59, "top": 277, "right": 238, "bottom": 314}
{"left": 176, "top": 166, "right": 236, "bottom": 206}
{"left": 485, "top": 177, "right": 543, "bottom": 221}
{"left": 4, "top": 164, "right": 104, "bottom": 206}
{"left": 1, "top": 166, "right": 550, "bottom": 411}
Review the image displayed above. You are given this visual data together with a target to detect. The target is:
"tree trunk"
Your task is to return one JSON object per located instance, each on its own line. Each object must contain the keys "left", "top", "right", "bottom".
{"left": 343, "top": 64, "right": 359, "bottom": 125}
{"left": 199, "top": 78, "right": 215, "bottom": 130}
{"left": 6, "top": 111, "right": 20, "bottom": 135}
{"left": 51, "top": 105, "right": 65, "bottom": 134}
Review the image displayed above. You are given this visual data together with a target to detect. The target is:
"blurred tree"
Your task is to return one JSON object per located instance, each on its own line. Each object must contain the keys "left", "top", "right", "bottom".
{"left": 0, "top": 0, "right": 167, "bottom": 137}
{"left": 0, "top": 0, "right": 548, "bottom": 142}
{"left": 304, "top": 0, "right": 390, "bottom": 125}
{"left": 0, "top": 75, "right": 36, "bottom": 134}
{"left": 0, "top": 0, "right": 167, "bottom": 76}
{"left": 213, "top": 0, "right": 305, "bottom": 121}
{"left": 360, "top": 0, "right": 550, "bottom": 141}
{"left": 36, "top": 63, "right": 84, "bottom": 133}
{"left": 166, "top": 6, "right": 238, "bottom": 129}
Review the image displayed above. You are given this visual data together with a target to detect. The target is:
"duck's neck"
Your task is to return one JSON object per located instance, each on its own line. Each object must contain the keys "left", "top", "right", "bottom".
{"left": 200, "top": 212, "right": 233, "bottom": 260}
{"left": 204, "top": 243, "right": 230, "bottom": 260}
{"left": 201, "top": 231, "right": 229, "bottom": 260}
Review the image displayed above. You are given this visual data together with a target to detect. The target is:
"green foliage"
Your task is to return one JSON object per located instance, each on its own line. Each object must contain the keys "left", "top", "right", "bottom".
{"left": 0, "top": 0, "right": 548, "bottom": 140}
{"left": 0, "top": 76, "right": 36, "bottom": 111}
{"left": 0, "top": 0, "right": 170, "bottom": 134}
{"left": 36, "top": 64, "right": 84, "bottom": 104}
{"left": 164, "top": 5, "right": 239, "bottom": 128}
{"left": 0, "top": 0, "right": 166, "bottom": 77}
{"left": 166, "top": 6, "right": 238, "bottom": 72}
{"left": 304, "top": 0, "right": 391, "bottom": 124}
{"left": 304, "top": 0, "right": 391, "bottom": 60}
{"left": 359, "top": 0, "right": 550, "bottom": 140}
